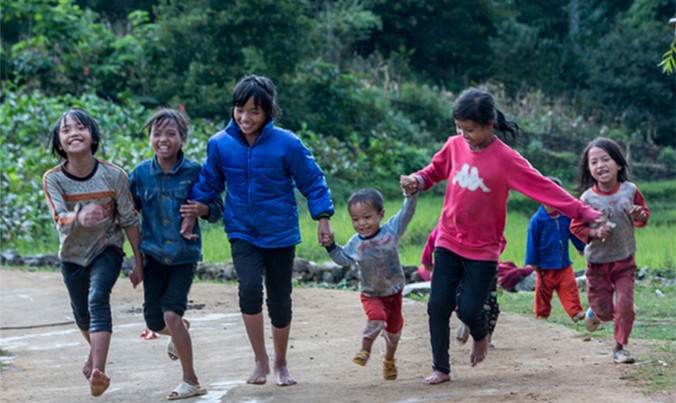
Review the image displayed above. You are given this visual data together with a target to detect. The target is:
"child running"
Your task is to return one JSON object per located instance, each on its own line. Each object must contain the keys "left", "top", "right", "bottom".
{"left": 420, "top": 226, "right": 500, "bottom": 347}
{"left": 525, "top": 176, "right": 587, "bottom": 322}
{"left": 187, "top": 75, "right": 335, "bottom": 386}
{"left": 326, "top": 188, "right": 417, "bottom": 381}
{"left": 128, "top": 108, "right": 223, "bottom": 399}
{"left": 570, "top": 137, "right": 649, "bottom": 364}
{"left": 42, "top": 108, "right": 142, "bottom": 397}
{"left": 400, "top": 87, "right": 603, "bottom": 385}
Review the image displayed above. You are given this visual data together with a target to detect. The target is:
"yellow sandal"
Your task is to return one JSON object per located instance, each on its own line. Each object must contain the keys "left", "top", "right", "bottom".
{"left": 352, "top": 350, "right": 370, "bottom": 366}
{"left": 382, "top": 359, "right": 397, "bottom": 380}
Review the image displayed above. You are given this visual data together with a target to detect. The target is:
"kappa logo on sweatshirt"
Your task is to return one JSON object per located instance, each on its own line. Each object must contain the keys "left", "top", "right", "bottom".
{"left": 452, "top": 164, "right": 491, "bottom": 192}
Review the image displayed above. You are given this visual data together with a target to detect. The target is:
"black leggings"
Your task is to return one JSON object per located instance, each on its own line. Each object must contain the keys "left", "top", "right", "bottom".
{"left": 230, "top": 239, "right": 295, "bottom": 328}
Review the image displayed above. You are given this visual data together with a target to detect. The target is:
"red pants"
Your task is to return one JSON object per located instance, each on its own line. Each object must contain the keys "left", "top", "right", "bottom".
{"left": 534, "top": 265, "right": 583, "bottom": 319}
{"left": 360, "top": 292, "right": 403, "bottom": 334}
{"left": 585, "top": 255, "right": 636, "bottom": 346}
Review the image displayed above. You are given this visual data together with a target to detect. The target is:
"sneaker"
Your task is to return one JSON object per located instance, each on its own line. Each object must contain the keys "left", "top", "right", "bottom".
{"left": 584, "top": 308, "right": 601, "bottom": 332}
{"left": 455, "top": 323, "right": 470, "bottom": 345}
{"left": 613, "top": 350, "right": 635, "bottom": 364}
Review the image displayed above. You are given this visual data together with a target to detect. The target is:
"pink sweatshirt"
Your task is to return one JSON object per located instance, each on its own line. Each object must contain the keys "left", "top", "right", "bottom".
{"left": 416, "top": 135, "right": 600, "bottom": 261}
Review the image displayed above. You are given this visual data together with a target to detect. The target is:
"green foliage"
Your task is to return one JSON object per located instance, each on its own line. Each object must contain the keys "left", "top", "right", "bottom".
{"left": 4, "top": 0, "right": 155, "bottom": 101}
{"left": 658, "top": 38, "right": 676, "bottom": 74}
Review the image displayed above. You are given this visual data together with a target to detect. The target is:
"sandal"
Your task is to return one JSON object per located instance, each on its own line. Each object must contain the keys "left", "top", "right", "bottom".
{"left": 613, "top": 350, "right": 635, "bottom": 364}
{"left": 382, "top": 359, "right": 397, "bottom": 380}
{"left": 352, "top": 350, "right": 370, "bottom": 366}
{"left": 167, "top": 339, "right": 180, "bottom": 361}
{"left": 167, "top": 381, "right": 207, "bottom": 400}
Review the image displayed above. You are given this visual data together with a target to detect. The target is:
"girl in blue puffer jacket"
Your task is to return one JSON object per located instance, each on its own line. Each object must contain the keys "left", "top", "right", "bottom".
{"left": 187, "top": 75, "right": 335, "bottom": 386}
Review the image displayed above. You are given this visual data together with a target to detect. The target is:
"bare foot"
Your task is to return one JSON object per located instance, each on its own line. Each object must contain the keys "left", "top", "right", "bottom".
{"left": 246, "top": 359, "right": 270, "bottom": 385}
{"left": 89, "top": 368, "right": 110, "bottom": 397}
{"left": 470, "top": 336, "right": 489, "bottom": 367}
{"left": 274, "top": 363, "right": 297, "bottom": 387}
{"left": 573, "top": 311, "right": 586, "bottom": 322}
{"left": 82, "top": 354, "right": 92, "bottom": 380}
{"left": 422, "top": 370, "right": 450, "bottom": 385}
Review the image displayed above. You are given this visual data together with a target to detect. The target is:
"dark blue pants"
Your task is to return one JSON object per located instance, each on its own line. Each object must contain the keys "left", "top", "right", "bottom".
{"left": 428, "top": 247, "right": 497, "bottom": 374}
{"left": 60, "top": 246, "right": 123, "bottom": 333}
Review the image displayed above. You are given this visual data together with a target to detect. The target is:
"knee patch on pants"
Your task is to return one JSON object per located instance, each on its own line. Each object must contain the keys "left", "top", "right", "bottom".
{"left": 362, "top": 320, "right": 386, "bottom": 340}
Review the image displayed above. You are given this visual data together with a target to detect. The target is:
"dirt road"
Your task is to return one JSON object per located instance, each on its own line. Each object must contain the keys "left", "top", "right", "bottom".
{"left": 0, "top": 269, "right": 666, "bottom": 402}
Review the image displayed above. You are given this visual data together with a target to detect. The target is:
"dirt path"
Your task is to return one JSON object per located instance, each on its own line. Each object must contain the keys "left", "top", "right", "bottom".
{"left": 0, "top": 269, "right": 667, "bottom": 402}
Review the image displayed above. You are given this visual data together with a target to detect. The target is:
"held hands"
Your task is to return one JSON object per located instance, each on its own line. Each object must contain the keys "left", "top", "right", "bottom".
{"left": 129, "top": 260, "right": 144, "bottom": 289}
{"left": 179, "top": 200, "right": 208, "bottom": 241}
{"left": 318, "top": 218, "right": 334, "bottom": 247}
{"left": 77, "top": 203, "right": 105, "bottom": 227}
{"left": 400, "top": 174, "right": 419, "bottom": 196}
{"left": 591, "top": 216, "right": 615, "bottom": 242}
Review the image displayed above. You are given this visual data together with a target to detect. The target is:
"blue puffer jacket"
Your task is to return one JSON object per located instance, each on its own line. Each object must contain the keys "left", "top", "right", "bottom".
{"left": 190, "top": 120, "right": 334, "bottom": 248}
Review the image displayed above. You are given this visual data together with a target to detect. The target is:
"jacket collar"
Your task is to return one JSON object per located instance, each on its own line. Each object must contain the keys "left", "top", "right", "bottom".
{"left": 150, "top": 150, "right": 185, "bottom": 175}
{"left": 225, "top": 119, "right": 275, "bottom": 145}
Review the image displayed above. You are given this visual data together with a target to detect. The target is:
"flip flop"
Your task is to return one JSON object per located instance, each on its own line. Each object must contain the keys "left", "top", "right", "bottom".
{"left": 167, "top": 381, "right": 207, "bottom": 400}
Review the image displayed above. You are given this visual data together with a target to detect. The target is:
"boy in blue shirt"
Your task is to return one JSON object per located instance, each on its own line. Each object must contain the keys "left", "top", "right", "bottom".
{"left": 128, "top": 108, "right": 223, "bottom": 400}
{"left": 525, "top": 177, "right": 586, "bottom": 322}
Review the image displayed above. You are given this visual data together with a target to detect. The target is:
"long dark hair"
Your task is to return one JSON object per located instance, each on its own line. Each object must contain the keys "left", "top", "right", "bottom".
{"left": 231, "top": 75, "right": 280, "bottom": 123}
{"left": 49, "top": 108, "right": 102, "bottom": 160}
{"left": 576, "top": 137, "right": 630, "bottom": 193}
{"left": 453, "top": 88, "right": 521, "bottom": 143}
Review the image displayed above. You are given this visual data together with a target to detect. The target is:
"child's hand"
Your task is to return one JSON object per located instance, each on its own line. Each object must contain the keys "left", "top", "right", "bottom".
{"left": 627, "top": 205, "right": 647, "bottom": 222}
{"left": 318, "top": 218, "right": 334, "bottom": 247}
{"left": 129, "top": 265, "right": 144, "bottom": 289}
{"left": 180, "top": 200, "right": 209, "bottom": 219}
{"left": 77, "top": 203, "right": 105, "bottom": 227}
{"left": 422, "top": 264, "right": 433, "bottom": 272}
{"left": 400, "top": 175, "right": 419, "bottom": 196}
{"left": 591, "top": 217, "right": 614, "bottom": 241}
{"left": 180, "top": 216, "right": 199, "bottom": 241}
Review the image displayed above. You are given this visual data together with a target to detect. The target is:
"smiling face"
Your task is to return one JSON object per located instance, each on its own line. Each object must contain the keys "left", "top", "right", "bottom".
{"left": 150, "top": 118, "right": 184, "bottom": 164}
{"left": 234, "top": 96, "right": 267, "bottom": 140}
{"left": 587, "top": 146, "right": 621, "bottom": 192}
{"left": 349, "top": 201, "right": 385, "bottom": 238}
{"left": 454, "top": 119, "right": 494, "bottom": 151}
{"left": 58, "top": 115, "right": 94, "bottom": 158}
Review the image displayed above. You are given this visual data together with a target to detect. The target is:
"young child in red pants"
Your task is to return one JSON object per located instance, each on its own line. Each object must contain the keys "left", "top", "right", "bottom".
{"left": 571, "top": 138, "right": 649, "bottom": 365}
{"left": 525, "top": 177, "right": 586, "bottom": 322}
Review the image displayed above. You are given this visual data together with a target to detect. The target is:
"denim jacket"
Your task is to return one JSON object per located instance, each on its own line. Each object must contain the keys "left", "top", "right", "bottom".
{"left": 129, "top": 152, "right": 223, "bottom": 266}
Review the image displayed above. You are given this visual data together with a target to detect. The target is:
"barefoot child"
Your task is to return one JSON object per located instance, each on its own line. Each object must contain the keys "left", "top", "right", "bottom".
{"left": 400, "top": 88, "right": 603, "bottom": 385}
{"left": 570, "top": 137, "right": 649, "bottom": 364}
{"left": 420, "top": 226, "right": 500, "bottom": 347}
{"left": 326, "top": 188, "right": 417, "bottom": 381}
{"left": 188, "top": 75, "right": 335, "bottom": 386}
{"left": 42, "top": 108, "right": 143, "bottom": 397}
{"left": 128, "top": 108, "right": 223, "bottom": 399}
{"left": 525, "top": 176, "right": 587, "bottom": 322}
